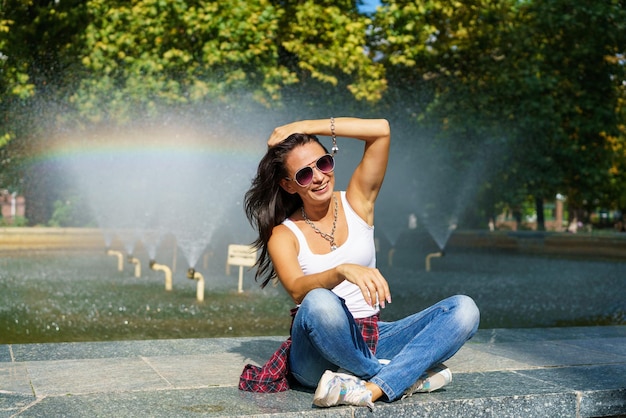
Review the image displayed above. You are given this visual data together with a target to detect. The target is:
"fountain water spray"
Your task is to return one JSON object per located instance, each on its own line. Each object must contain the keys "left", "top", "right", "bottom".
{"left": 377, "top": 124, "right": 492, "bottom": 270}
{"left": 149, "top": 260, "right": 173, "bottom": 291}
{"left": 127, "top": 255, "right": 141, "bottom": 278}
{"left": 186, "top": 268, "right": 205, "bottom": 302}
{"left": 58, "top": 122, "right": 260, "bottom": 300}
{"left": 106, "top": 249, "right": 124, "bottom": 272}
{"left": 425, "top": 250, "right": 444, "bottom": 272}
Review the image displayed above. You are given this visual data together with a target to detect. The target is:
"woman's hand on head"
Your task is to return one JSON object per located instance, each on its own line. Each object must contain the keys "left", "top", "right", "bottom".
{"left": 336, "top": 264, "right": 392, "bottom": 309}
{"left": 267, "top": 120, "right": 311, "bottom": 148}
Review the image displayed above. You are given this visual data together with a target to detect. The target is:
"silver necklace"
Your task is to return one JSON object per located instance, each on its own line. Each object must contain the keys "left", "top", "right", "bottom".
{"left": 301, "top": 195, "right": 338, "bottom": 251}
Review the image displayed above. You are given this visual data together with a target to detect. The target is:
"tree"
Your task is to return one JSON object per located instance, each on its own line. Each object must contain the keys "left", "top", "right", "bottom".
{"left": 70, "top": 0, "right": 385, "bottom": 124}
{"left": 0, "top": 0, "right": 88, "bottom": 223}
{"left": 0, "top": 1, "right": 36, "bottom": 148}
{"left": 374, "top": 0, "right": 626, "bottom": 229}
{"left": 2, "top": 0, "right": 386, "bottom": 224}
{"left": 2, "top": 0, "right": 625, "bottom": 228}
{"left": 372, "top": 0, "right": 529, "bottom": 227}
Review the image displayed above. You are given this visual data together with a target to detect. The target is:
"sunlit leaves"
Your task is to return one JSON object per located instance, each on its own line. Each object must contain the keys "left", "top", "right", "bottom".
{"left": 70, "top": 0, "right": 387, "bottom": 121}
{"left": 375, "top": 0, "right": 626, "bottom": 214}
{"left": 72, "top": 0, "right": 283, "bottom": 121}
{"left": 0, "top": 10, "right": 35, "bottom": 145}
{"left": 281, "top": 0, "right": 386, "bottom": 102}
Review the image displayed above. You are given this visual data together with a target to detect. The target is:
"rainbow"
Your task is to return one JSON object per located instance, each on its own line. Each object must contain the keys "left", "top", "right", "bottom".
{"left": 31, "top": 123, "right": 266, "bottom": 168}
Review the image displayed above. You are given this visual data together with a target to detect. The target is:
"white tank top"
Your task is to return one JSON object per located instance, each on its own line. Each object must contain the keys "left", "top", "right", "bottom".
{"left": 282, "top": 191, "right": 379, "bottom": 318}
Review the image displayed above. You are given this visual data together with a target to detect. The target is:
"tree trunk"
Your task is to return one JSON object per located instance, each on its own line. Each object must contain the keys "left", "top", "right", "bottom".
{"left": 535, "top": 196, "right": 545, "bottom": 231}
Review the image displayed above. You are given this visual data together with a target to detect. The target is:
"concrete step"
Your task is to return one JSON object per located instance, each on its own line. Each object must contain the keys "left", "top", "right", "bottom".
{"left": 2, "top": 326, "right": 625, "bottom": 417}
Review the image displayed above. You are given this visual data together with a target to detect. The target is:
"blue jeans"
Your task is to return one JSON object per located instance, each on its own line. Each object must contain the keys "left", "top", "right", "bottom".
{"left": 288, "top": 288, "right": 480, "bottom": 401}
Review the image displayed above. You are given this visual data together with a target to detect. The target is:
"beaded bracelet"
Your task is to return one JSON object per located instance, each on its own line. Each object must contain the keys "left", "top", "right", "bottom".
{"left": 330, "top": 117, "right": 339, "bottom": 155}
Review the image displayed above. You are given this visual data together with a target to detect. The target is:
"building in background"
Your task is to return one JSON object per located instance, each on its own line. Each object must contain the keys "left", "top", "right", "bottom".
{"left": 0, "top": 189, "right": 25, "bottom": 225}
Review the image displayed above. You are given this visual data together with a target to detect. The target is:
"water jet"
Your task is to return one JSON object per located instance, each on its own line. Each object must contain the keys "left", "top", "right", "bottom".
{"left": 387, "top": 248, "right": 396, "bottom": 266}
{"left": 186, "top": 268, "right": 205, "bottom": 302}
{"left": 149, "top": 260, "right": 173, "bottom": 291}
{"left": 53, "top": 124, "right": 261, "bottom": 307}
{"left": 425, "top": 251, "right": 444, "bottom": 272}
{"left": 127, "top": 255, "right": 141, "bottom": 278}
{"left": 106, "top": 249, "right": 124, "bottom": 272}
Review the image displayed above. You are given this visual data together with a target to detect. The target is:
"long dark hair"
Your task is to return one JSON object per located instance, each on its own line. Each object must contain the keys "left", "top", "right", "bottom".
{"left": 244, "top": 133, "right": 329, "bottom": 288}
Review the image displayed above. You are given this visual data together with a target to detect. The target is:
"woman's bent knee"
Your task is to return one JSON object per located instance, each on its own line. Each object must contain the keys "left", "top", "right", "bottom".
{"left": 300, "top": 288, "right": 338, "bottom": 311}
{"left": 452, "top": 295, "right": 480, "bottom": 334}
{"left": 298, "top": 289, "right": 346, "bottom": 324}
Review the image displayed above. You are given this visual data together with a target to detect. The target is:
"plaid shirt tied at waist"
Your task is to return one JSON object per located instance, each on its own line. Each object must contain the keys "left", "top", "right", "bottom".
{"left": 238, "top": 309, "right": 380, "bottom": 393}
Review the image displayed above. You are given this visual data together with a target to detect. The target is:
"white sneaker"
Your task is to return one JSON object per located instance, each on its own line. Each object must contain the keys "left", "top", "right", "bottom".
{"left": 402, "top": 364, "right": 452, "bottom": 398}
{"left": 313, "top": 370, "right": 374, "bottom": 410}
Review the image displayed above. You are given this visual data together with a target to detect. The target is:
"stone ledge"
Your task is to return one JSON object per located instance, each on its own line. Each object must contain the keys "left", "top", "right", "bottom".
{"left": 2, "top": 326, "right": 625, "bottom": 417}
{"left": 2, "top": 228, "right": 626, "bottom": 261}
{"left": 448, "top": 230, "right": 626, "bottom": 260}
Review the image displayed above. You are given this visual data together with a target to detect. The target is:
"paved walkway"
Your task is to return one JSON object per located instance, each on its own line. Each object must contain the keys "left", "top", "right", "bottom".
{"left": 2, "top": 326, "right": 626, "bottom": 417}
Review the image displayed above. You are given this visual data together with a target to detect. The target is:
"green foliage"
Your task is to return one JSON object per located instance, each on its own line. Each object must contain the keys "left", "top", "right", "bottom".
{"left": 0, "top": 12, "right": 35, "bottom": 100}
{"left": 48, "top": 195, "right": 95, "bottom": 227}
{"left": 70, "top": 0, "right": 384, "bottom": 122}
{"left": 0, "top": 10, "right": 33, "bottom": 146}
{"left": 375, "top": 0, "right": 626, "bottom": 222}
{"left": 0, "top": 0, "right": 625, "bottom": 226}
{"left": 279, "top": 0, "right": 386, "bottom": 102}
{"left": 510, "top": 0, "right": 626, "bottom": 208}
{"left": 0, "top": 215, "right": 28, "bottom": 227}
{"left": 0, "top": 0, "right": 88, "bottom": 176}
{"left": 72, "top": 0, "right": 283, "bottom": 121}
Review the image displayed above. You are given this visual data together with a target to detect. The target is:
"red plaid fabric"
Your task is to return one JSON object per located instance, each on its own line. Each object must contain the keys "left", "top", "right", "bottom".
{"left": 239, "top": 310, "right": 379, "bottom": 393}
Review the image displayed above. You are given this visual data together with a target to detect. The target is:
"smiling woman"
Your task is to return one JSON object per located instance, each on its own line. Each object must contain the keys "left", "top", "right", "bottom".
{"left": 240, "top": 117, "right": 479, "bottom": 409}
